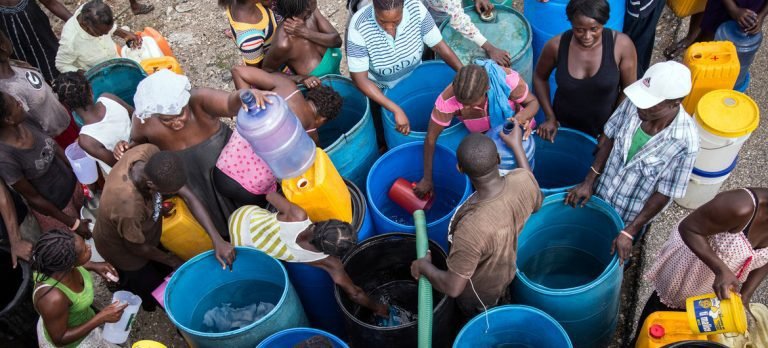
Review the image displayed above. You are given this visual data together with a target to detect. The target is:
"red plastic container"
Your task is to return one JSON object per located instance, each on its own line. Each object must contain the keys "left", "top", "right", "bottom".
{"left": 388, "top": 178, "right": 435, "bottom": 214}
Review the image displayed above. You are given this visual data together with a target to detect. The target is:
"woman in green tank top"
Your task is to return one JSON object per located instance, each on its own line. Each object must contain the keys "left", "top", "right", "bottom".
{"left": 32, "top": 229, "right": 127, "bottom": 348}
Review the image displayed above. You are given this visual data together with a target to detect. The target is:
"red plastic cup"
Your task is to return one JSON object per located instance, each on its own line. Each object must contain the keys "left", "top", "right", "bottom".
{"left": 388, "top": 178, "right": 435, "bottom": 215}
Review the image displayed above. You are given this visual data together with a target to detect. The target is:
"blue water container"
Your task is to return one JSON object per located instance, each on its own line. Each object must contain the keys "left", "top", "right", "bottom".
{"left": 511, "top": 193, "right": 624, "bottom": 348}
{"left": 257, "top": 328, "right": 349, "bottom": 348}
{"left": 715, "top": 20, "right": 763, "bottom": 89}
{"left": 366, "top": 142, "right": 472, "bottom": 251}
{"left": 454, "top": 305, "right": 573, "bottom": 348}
{"left": 526, "top": 0, "right": 625, "bottom": 124}
{"left": 236, "top": 93, "right": 316, "bottom": 179}
{"left": 316, "top": 75, "right": 379, "bottom": 190}
{"left": 735, "top": 72, "right": 750, "bottom": 92}
{"left": 164, "top": 248, "right": 308, "bottom": 347}
{"left": 439, "top": 6, "right": 533, "bottom": 85}
{"left": 382, "top": 62, "right": 469, "bottom": 152}
{"left": 487, "top": 122, "right": 536, "bottom": 172}
{"left": 86, "top": 58, "right": 147, "bottom": 109}
{"left": 532, "top": 128, "right": 597, "bottom": 196}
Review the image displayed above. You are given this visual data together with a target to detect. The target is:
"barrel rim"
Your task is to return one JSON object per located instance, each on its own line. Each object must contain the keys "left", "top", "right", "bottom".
{"left": 163, "top": 247, "right": 291, "bottom": 337}
{"left": 0, "top": 244, "right": 31, "bottom": 318}
{"left": 333, "top": 232, "right": 450, "bottom": 331}
{"left": 85, "top": 58, "right": 148, "bottom": 79}
{"left": 314, "top": 75, "right": 372, "bottom": 154}
{"left": 692, "top": 156, "right": 738, "bottom": 178}
{"left": 365, "top": 141, "right": 472, "bottom": 231}
{"left": 256, "top": 327, "right": 348, "bottom": 348}
{"left": 381, "top": 61, "right": 469, "bottom": 139}
{"left": 532, "top": 127, "right": 597, "bottom": 194}
{"left": 453, "top": 304, "right": 573, "bottom": 347}
{"left": 514, "top": 193, "right": 624, "bottom": 295}
{"left": 439, "top": 5, "right": 532, "bottom": 64}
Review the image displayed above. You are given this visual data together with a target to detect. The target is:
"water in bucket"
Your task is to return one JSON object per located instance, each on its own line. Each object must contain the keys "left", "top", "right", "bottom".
{"left": 103, "top": 291, "right": 142, "bottom": 344}
{"left": 189, "top": 279, "right": 281, "bottom": 333}
{"left": 379, "top": 183, "right": 461, "bottom": 226}
{"left": 65, "top": 143, "right": 98, "bottom": 185}
{"left": 519, "top": 246, "right": 604, "bottom": 289}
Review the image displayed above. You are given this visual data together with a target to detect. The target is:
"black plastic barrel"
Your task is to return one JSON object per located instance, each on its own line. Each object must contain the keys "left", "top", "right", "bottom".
{"left": 334, "top": 233, "right": 455, "bottom": 348}
{"left": 0, "top": 245, "right": 38, "bottom": 347}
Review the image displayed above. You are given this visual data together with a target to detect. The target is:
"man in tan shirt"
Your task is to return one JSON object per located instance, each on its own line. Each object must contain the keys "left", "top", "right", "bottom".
{"left": 411, "top": 126, "right": 542, "bottom": 318}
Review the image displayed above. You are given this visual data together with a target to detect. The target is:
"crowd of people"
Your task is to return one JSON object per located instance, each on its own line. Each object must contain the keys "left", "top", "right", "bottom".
{"left": 0, "top": 0, "right": 766, "bottom": 346}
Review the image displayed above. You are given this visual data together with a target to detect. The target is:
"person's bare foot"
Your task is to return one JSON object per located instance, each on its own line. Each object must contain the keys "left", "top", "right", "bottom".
{"left": 131, "top": 2, "right": 154, "bottom": 15}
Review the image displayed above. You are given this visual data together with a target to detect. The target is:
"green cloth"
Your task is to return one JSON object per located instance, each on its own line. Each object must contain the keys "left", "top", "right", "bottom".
{"left": 35, "top": 267, "right": 96, "bottom": 348}
{"left": 626, "top": 126, "right": 652, "bottom": 163}
{"left": 309, "top": 47, "right": 342, "bottom": 77}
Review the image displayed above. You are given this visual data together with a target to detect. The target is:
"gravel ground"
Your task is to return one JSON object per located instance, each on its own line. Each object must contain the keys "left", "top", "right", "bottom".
{"left": 34, "top": 1, "right": 767, "bottom": 347}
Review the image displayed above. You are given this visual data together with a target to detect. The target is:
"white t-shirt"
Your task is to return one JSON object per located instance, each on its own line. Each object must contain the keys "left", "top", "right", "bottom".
{"left": 346, "top": 0, "right": 443, "bottom": 88}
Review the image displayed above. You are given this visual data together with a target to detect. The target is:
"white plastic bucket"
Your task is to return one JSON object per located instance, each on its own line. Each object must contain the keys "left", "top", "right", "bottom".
{"left": 675, "top": 159, "right": 737, "bottom": 209}
{"left": 694, "top": 121, "right": 750, "bottom": 173}
{"left": 79, "top": 207, "right": 104, "bottom": 263}
{"left": 121, "top": 36, "right": 164, "bottom": 64}
{"left": 103, "top": 291, "right": 142, "bottom": 344}
{"left": 65, "top": 143, "right": 98, "bottom": 185}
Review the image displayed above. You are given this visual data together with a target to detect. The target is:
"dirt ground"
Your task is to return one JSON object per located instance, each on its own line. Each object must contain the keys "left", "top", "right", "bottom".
{"left": 35, "top": 0, "right": 766, "bottom": 347}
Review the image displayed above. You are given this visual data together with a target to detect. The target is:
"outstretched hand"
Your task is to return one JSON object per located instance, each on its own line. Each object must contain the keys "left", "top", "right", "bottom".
{"left": 213, "top": 240, "right": 236, "bottom": 270}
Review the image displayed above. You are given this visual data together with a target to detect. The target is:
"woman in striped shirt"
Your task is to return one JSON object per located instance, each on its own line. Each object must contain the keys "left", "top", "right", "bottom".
{"left": 220, "top": 0, "right": 278, "bottom": 67}
{"left": 229, "top": 192, "right": 388, "bottom": 318}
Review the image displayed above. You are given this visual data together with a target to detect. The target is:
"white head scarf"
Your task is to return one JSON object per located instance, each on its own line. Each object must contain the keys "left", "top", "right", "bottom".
{"left": 133, "top": 69, "right": 191, "bottom": 123}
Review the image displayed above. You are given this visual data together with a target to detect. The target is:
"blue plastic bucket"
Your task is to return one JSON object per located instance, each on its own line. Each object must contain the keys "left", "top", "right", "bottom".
{"left": 85, "top": 58, "right": 146, "bottom": 109}
{"left": 532, "top": 128, "right": 597, "bottom": 196}
{"left": 366, "top": 142, "right": 472, "bottom": 251}
{"left": 164, "top": 247, "right": 308, "bottom": 347}
{"left": 454, "top": 305, "right": 573, "bottom": 348}
{"left": 439, "top": 6, "right": 533, "bottom": 85}
{"left": 525, "top": 0, "right": 625, "bottom": 124}
{"left": 316, "top": 75, "right": 379, "bottom": 190}
{"left": 382, "top": 62, "right": 469, "bottom": 152}
{"left": 511, "top": 193, "right": 624, "bottom": 348}
{"left": 257, "top": 328, "right": 349, "bottom": 348}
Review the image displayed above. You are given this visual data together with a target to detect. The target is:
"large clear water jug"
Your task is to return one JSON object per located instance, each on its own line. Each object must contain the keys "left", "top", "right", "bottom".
{"left": 236, "top": 91, "right": 316, "bottom": 179}
{"left": 715, "top": 20, "right": 763, "bottom": 88}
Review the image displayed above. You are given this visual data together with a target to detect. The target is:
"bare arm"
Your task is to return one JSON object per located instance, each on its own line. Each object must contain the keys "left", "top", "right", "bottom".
{"left": 266, "top": 191, "right": 306, "bottom": 221}
{"left": 431, "top": 40, "right": 463, "bottom": 72}
{"left": 36, "top": 289, "right": 122, "bottom": 346}
{"left": 741, "top": 263, "right": 768, "bottom": 305}
{"left": 39, "top": 0, "right": 72, "bottom": 21}
{"left": 1, "top": 181, "right": 30, "bottom": 267}
{"left": 78, "top": 135, "right": 117, "bottom": 168}
{"left": 178, "top": 186, "right": 234, "bottom": 268}
{"left": 510, "top": 81, "right": 539, "bottom": 123}
{"left": 418, "top": 118, "right": 445, "bottom": 191}
{"left": 311, "top": 257, "right": 387, "bottom": 316}
{"left": 533, "top": 37, "right": 559, "bottom": 123}
{"left": 624, "top": 192, "right": 670, "bottom": 237}
{"left": 231, "top": 65, "right": 280, "bottom": 91}
{"left": 615, "top": 34, "right": 637, "bottom": 108}
{"left": 191, "top": 88, "right": 241, "bottom": 118}
{"left": 306, "top": 10, "right": 343, "bottom": 48}
{"left": 350, "top": 72, "right": 401, "bottom": 114}
{"left": 261, "top": 37, "right": 292, "bottom": 74}
{"left": 411, "top": 252, "right": 468, "bottom": 298}
{"left": 564, "top": 134, "right": 615, "bottom": 207}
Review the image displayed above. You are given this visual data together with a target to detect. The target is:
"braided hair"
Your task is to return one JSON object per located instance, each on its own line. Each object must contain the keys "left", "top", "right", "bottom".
{"left": 305, "top": 85, "right": 343, "bottom": 121}
{"left": 52, "top": 71, "right": 91, "bottom": 110}
{"left": 32, "top": 229, "right": 77, "bottom": 283}
{"left": 310, "top": 220, "right": 357, "bottom": 259}
{"left": 452, "top": 64, "right": 489, "bottom": 105}
{"left": 373, "top": 0, "right": 404, "bottom": 11}
{"left": 277, "top": 0, "right": 311, "bottom": 19}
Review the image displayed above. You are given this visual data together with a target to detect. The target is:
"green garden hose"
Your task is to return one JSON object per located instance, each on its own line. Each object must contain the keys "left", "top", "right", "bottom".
{"left": 414, "top": 210, "right": 433, "bottom": 348}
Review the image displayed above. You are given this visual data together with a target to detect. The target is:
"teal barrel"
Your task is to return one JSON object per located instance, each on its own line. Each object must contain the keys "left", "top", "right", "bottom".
{"left": 164, "top": 247, "right": 308, "bottom": 347}
{"left": 85, "top": 58, "right": 146, "bottom": 108}
{"left": 461, "top": 0, "right": 513, "bottom": 7}
{"left": 511, "top": 193, "right": 624, "bottom": 348}
{"left": 439, "top": 6, "right": 533, "bottom": 85}
{"left": 525, "top": 0, "right": 625, "bottom": 123}
{"left": 366, "top": 142, "right": 472, "bottom": 252}
{"left": 454, "top": 305, "right": 573, "bottom": 348}
{"left": 531, "top": 128, "right": 597, "bottom": 196}
{"left": 315, "top": 75, "right": 379, "bottom": 190}
{"left": 381, "top": 62, "right": 469, "bottom": 152}
{"left": 257, "top": 328, "right": 349, "bottom": 348}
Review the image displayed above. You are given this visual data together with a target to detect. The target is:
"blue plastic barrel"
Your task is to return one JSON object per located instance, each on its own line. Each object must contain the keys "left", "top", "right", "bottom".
{"left": 526, "top": 0, "right": 625, "bottom": 124}
{"left": 487, "top": 123, "right": 536, "bottom": 172}
{"left": 439, "top": 6, "right": 533, "bottom": 85}
{"left": 532, "top": 128, "right": 597, "bottom": 196}
{"left": 454, "top": 305, "right": 573, "bottom": 348}
{"left": 366, "top": 142, "right": 472, "bottom": 251}
{"left": 381, "top": 62, "right": 469, "bottom": 152}
{"left": 257, "top": 328, "right": 349, "bottom": 348}
{"left": 316, "top": 75, "right": 379, "bottom": 190}
{"left": 511, "top": 193, "right": 624, "bottom": 348}
{"left": 85, "top": 58, "right": 146, "bottom": 109}
{"left": 735, "top": 72, "right": 750, "bottom": 92}
{"left": 164, "top": 247, "right": 308, "bottom": 347}
{"left": 716, "top": 21, "right": 762, "bottom": 89}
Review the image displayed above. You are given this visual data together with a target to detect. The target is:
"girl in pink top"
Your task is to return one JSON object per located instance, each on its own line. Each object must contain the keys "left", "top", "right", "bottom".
{"left": 630, "top": 188, "right": 768, "bottom": 345}
{"left": 414, "top": 64, "right": 540, "bottom": 198}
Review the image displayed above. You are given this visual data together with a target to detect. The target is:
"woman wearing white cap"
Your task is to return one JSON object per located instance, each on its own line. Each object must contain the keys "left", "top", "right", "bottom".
{"left": 565, "top": 61, "right": 700, "bottom": 263}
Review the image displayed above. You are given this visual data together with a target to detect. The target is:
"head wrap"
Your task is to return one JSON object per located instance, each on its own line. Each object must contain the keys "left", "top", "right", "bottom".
{"left": 133, "top": 69, "right": 191, "bottom": 123}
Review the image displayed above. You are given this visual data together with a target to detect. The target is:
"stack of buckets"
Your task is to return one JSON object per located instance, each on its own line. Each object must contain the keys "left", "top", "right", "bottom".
{"left": 676, "top": 90, "right": 759, "bottom": 209}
